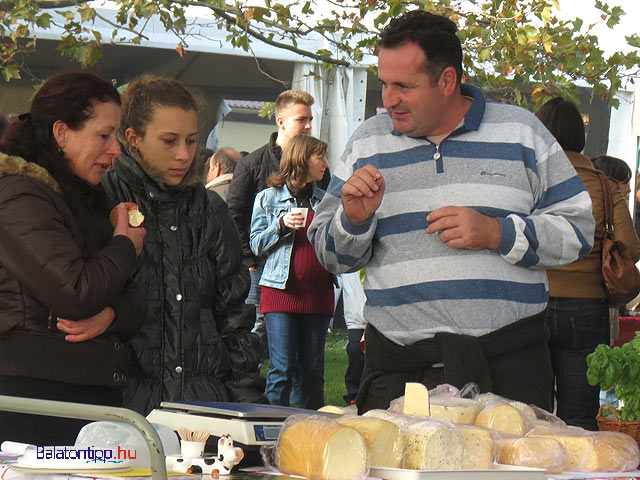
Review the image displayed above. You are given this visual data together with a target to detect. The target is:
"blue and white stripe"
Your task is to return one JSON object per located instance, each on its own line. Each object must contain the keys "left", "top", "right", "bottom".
{"left": 308, "top": 85, "right": 594, "bottom": 345}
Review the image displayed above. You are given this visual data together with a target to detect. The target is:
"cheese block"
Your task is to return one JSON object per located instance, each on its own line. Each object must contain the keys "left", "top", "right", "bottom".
{"left": 498, "top": 436, "right": 566, "bottom": 473}
{"left": 403, "top": 382, "right": 430, "bottom": 416}
{"left": 363, "top": 409, "right": 417, "bottom": 431}
{"left": 529, "top": 430, "right": 640, "bottom": 472}
{"left": 318, "top": 405, "right": 358, "bottom": 415}
{"left": 278, "top": 417, "right": 368, "bottom": 479}
{"left": 336, "top": 417, "right": 403, "bottom": 468}
{"left": 475, "top": 403, "right": 526, "bottom": 435}
{"left": 403, "top": 420, "right": 464, "bottom": 470}
{"left": 430, "top": 398, "right": 483, "bottom": 425}
{"left": 456, "top": 425, "right": 493, "bottom": 470}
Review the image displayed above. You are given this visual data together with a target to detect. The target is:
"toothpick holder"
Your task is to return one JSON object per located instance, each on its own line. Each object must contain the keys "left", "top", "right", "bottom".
{"left": 181, "top": 440, "right": 205, "bottom": 458}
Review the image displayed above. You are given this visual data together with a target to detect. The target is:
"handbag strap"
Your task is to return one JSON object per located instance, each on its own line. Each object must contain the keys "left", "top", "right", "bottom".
{"left": 597, "top": 172, "right": 615, "bottom": 240}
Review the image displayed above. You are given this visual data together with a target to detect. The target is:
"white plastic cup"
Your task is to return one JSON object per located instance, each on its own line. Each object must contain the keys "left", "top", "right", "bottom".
{"left": 290, "top": 207, "right": 309, "bottom": 228}
{"left": 181, "top": 441, "right": 205, "bottom": 458}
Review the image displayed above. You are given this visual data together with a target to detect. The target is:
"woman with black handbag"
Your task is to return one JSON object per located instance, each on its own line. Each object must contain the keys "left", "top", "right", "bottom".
{"left": 536, "top": 97, "right": 640, "bottom": 430}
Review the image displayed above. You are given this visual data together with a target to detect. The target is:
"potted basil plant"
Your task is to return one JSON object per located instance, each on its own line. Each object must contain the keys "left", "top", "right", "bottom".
{"left": 586, "top": 331, "right": 640, "bottom": 445}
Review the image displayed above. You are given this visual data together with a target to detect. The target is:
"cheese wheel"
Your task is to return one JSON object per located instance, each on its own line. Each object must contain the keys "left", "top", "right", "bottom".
{"left": 403, "top": 420, "right": 464, "bottom": 470}
{"left": 529, "top": 431, "right": 640, "bottom": 472}
{"left": 430, "top": 398, "right": 483, "bottom": 425}
{"left": 498, "top": 436, "right": 566, "bottom": 473}
{"left": 475, "top": 403, "right": 526, "bottom": 435}
{"left": 337, "top": 417, "right": 403, "bottom": 468}
{"left": 457, "top": 425, "right": 493, "bottom": 470}
{"left": 278, "top": 417, "right": 368, "bottom": 479}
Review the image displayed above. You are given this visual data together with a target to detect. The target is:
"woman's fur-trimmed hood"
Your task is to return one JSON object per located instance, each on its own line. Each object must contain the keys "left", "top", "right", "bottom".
{"left": 0, "top": 152, "right": 62, "bottom": 194}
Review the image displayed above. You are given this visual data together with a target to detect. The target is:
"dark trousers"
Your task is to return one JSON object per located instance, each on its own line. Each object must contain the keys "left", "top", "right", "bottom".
{"left": 545, "top": 297, "right": 609, "bottom": 431}
{"left": 0, "top": 375, "right": 121, "bottom": 444}
{"left": 343, "top": 328, "right": 365, "bottom": 403}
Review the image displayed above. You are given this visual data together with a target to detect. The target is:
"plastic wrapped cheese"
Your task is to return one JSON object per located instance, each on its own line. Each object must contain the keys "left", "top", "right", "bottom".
{"left": 430, "top": 397, "right": 483, "bottom": 425}
{"left": 403, "top": 419, "right": 464, "bottom": 470}
{"left": 528, "top": 428, "right": 640, "bottom": 472}
{"left": 474, "top": 402, "right": 528, "bottom": 435}
{"left": 363, "top": 409, "right": 421, "bottom": 431}
{"left": 475, "top": 393, "right": 537, "bottom": 421}
{"left": 336, "top": 416, "right": 403, "bottom": 468}
{"left": 456, "top": 425, "right": 493, "bottom": 470}
{"left": 275, "top": 415, "right": 369, "bottom": 479}
{"left": 498, "top": 436, "right": 567, "bottom": 473}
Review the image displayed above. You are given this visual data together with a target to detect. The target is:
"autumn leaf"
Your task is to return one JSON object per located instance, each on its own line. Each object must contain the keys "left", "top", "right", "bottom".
{"left": 176, "top": 44, "right": 185, "bottom": 58}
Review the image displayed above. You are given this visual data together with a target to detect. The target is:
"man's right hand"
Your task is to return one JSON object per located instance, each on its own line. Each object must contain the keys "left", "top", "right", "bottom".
{"left": 113, "top": 203, "right": 146, "bottom": 257}
{"left": 341, "top": 164, "right": 385, "bottom": 224}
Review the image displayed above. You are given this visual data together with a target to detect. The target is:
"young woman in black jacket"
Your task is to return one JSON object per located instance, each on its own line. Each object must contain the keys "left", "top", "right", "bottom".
{"left": 101, "top": 76, "right": 266, "bottom": 414}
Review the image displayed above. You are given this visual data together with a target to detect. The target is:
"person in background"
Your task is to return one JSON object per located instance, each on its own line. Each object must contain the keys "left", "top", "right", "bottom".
{"left": 635, "top": 178, "right": 640, "bottom": 239}
{"left": 536, "top": 97, "right": 640, "bottom": 430}
{"left": 101, "top": 75, "right": 265, "bottom": 414}
{"left": 205, "top": 147, "right": 241, "bottom": 202}
{"left": 227, "top": 90, "right": 325, "bottom": 365}
{"left": 309, "top": 10, "right": 595, "bottom": 414}
{"left": 342, "top": 271, "right": 366, "bottom": 405}
{"left": 0, "top": 71, "right": 145, "bottom": 443}
{"left": 591, "top": 155, "right": 633, "bottom": 201}
{"left": 249, "top": 134, "right": 333, "bottom": 410}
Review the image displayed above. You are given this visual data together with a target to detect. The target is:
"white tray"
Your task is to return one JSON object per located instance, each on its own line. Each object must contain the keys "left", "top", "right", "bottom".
{"left": 369, "top": 464, "right": 545, "bottom": 480}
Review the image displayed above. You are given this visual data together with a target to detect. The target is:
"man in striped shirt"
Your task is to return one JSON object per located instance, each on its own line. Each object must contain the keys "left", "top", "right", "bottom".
{"left": 308, "top": 10, "right": 595, "bottom": 412}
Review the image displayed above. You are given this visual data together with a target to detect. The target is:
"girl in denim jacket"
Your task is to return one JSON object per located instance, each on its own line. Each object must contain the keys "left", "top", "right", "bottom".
{"left": 250, "top": 135, "right": 333, "bottom": 409}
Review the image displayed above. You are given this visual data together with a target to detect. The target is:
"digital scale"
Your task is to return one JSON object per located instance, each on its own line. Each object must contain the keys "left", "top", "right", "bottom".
{"left": 146, "top": 401, "right": 332, "bottom": 449}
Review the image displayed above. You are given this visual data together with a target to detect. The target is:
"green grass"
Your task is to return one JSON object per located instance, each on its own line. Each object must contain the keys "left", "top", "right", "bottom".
{"left": 259, "top": 328, "right": 350, "bottom": 407}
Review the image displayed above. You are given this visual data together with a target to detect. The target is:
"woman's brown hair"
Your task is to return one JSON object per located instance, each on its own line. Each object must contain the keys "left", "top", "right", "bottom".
{"left": 120, "top": 75, "right": 197, "bottom": 137}
{"left": 268, "top": 134, "right": 327, "bottom": 194}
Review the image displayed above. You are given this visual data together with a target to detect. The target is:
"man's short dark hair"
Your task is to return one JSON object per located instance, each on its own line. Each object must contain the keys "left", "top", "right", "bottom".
{"left": 214, "top": 147, "right": 240, "bottom": 175}
{"left": 535, "top": 97, "right": 585, "bottom": 153}
{"left": 378, "top": 10, "right": 463, "bottom": 86}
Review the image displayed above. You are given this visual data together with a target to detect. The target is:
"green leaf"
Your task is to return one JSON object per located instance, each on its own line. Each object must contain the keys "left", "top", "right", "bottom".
{"left": 626, "top": 35, "right": 640, "bottom": 49}
{"left": 1, "top": 63, "right": 21, "bottom": 82}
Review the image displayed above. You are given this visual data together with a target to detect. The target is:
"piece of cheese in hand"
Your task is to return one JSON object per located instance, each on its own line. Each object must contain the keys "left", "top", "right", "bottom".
{"left": 475, "top": 404, "right": 526, "bottom": 435}
{"left": 457, "top": 425, "right": 493, "bottom": 470}
{"left": 337, "top": 417, "right": 403, "bottom": 468}
{"left": 404, "top": 382, "right": 430, "bottom": 416}
{"left": 278, "top": 417, "right": 368, "bottom": 480}
{"left": 403, "top": 420, "right": 464, "bottom": 470}
{"left": 498, "top": 436, "right": 566, "bottom": 473}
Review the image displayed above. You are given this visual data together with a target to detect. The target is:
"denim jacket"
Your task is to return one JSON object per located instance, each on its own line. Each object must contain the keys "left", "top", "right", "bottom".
{"left": 250, "top": 184, "right": 325, "bottom": 289}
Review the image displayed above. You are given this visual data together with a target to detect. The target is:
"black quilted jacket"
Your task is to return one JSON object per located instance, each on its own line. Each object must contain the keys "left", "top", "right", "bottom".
{"left": 102, "top": 152, "right": 266, "bottom": 415}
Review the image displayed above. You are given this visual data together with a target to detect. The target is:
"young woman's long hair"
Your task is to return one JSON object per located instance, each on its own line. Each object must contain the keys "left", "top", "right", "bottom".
{"left": 268, "top": 135, "right": 327, "bottom": 194}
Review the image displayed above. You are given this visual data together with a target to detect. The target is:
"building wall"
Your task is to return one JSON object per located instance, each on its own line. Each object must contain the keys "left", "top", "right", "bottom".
{"left": 217, "top": 120, "right": 275, "bottom": 153}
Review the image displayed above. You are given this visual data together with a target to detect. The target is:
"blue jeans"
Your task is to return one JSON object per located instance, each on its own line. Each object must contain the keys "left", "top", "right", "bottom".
{"left": 264, "top": 312, "right": 330, "bottom": 410}
{"left": 247, "top": 267, "right": 268, "bottom": 361}
{"left": 545, "top": 297, "right": 609, "bottom": 430}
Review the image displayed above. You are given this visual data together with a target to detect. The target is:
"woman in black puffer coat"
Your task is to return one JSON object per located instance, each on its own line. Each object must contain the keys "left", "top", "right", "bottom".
{"left": 101, "top": 75, "right": 266, "bottom": 414}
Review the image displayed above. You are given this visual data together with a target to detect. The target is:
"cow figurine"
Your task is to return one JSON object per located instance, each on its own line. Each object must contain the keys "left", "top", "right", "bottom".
{"left": 211, "top": 434, "right": 244, "bottom": 476}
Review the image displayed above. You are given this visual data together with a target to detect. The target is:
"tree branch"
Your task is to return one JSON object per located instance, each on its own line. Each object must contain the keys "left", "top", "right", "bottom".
{"left": 200, "top": 4, "right": 351, "bottom": 66}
